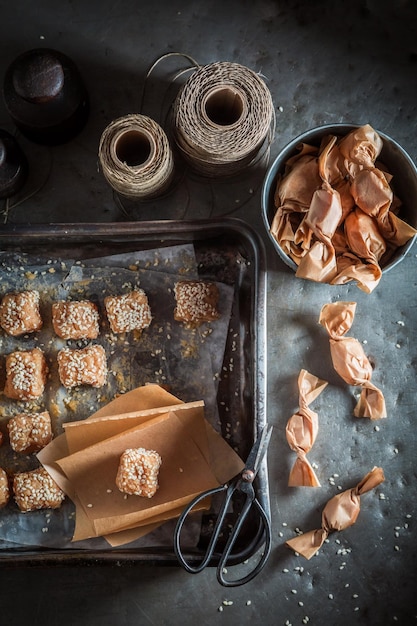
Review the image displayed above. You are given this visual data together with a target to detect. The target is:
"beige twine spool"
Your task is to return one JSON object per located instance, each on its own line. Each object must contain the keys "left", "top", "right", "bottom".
{"left": 173, "top": 61, "right": 275, "bottom": 177}
{"left": 98, "top": 114, "right": 174, "bottom": 199}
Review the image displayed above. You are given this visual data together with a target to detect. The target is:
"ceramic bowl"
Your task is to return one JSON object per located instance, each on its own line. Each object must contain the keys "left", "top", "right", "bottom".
{"left": 261, "top": 123, "right": 417, "bottom": 273}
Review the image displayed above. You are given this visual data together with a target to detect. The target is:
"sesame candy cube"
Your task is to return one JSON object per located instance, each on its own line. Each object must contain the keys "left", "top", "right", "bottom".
{"left": 57, "top": 344, "right": 107, "bottom": 388}
{"left": 7, "top": 411, "right": 52, "bottom": 453}
{"left": 0, "top": 290, "right": 43, "bottom": 336}
{"left": 13, "top": 467, "right": 65, "bottom": 512}
{"left": 4, "top": 348, "right": 48, "bottom": 401}
{"left": 174, "top": 281, "right": 220, "bottom": 327}
{"left": 116, "top": 448, "right": 162, "bottom": 498}
{"left": 52, "top": 300, "right": 100, "bottom": 340}
{"left": 0, "top": 468, "right": 10, "bottom": 508}
{"left": 104, "top": 290, "right": 152, "bottom": 334}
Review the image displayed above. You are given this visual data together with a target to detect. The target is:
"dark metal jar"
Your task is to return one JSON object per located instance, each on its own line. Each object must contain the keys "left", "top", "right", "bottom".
{"left": 3, "top": 48, "right": 89, "bottom": 145}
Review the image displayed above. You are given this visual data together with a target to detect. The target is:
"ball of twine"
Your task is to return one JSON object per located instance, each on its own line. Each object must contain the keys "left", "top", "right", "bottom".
{"left": 173, "top": 61, "right": 274, "bottom": 177}
{"left": 98, "top": 114, "right": 174, "bottom": 199}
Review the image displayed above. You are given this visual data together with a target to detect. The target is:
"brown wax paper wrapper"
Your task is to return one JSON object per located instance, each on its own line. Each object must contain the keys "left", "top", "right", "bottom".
{"left": 68, "top": 401, "right": 212, "bottom": 544}
{"left": 39, "top": 384, "right": 244, "bottom": 545}
{"left": 319, "top": 301, "right": 386, "bottom": 420}
{"left": 37, "top": 383, "right": 181, "bottom": 497}
{"left": 56, "top": 410, "right": 220, "bottom": 539}
{"left": 270, "top": 124, "right": 417, "bottom": 292}
{"left": 286, "top": 369, "right": 328, "bottom": 487}
{"left": 286, "top": 466, "right": 385, "bottom": 559}
{"left": 37, "top": 385, "right": 187, "bottom": 544}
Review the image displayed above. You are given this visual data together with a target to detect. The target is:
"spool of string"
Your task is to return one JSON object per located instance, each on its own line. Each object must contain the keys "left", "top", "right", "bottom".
{"left": 173, "top": 61, "right": 275, "bottom": 177}
{"left": 98, "top": 114, "right": 174, "bottom": 199}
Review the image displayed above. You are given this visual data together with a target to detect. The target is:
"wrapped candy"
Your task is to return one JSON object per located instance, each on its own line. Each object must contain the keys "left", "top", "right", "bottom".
{"left": 286, "top": 466, "right": 385, "bottom": 559}
{"left": 286, "top": 369, "right": 328, "bottom": 487}
{"left": 319, "top": 301, "right": 386, "bottom": 420}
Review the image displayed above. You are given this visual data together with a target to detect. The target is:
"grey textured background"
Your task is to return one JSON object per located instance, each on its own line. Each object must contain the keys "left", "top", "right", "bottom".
{"left": 0, "top": 1, "right": 416, "bottom": 624}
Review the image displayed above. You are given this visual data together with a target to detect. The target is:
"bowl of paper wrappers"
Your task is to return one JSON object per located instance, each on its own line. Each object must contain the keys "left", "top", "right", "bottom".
{"left": 262, "top": 123, "right": 417, "bottom": 293}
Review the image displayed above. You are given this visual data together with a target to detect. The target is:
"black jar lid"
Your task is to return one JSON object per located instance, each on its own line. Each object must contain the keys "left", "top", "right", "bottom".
{"left": 3, "top": 48, "right": 89, "bottom": 145}
{"left": 0, "top": 129, "right": 28, "bottom": 199}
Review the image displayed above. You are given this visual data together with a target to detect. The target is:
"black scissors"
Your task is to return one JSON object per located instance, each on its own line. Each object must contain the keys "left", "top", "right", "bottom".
{"left": 174, "top": 423, "right": 273, "bottom": 587}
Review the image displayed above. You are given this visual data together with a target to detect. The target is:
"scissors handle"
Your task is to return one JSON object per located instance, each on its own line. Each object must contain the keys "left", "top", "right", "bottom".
{"left": 217, "top": 496, "right": 272, "bottom": 587}
{"left": 174, "top": 483, "right": 232, "bottom": 574}
{"left": 174, "top": 481, "right": 272, "bottom": 586}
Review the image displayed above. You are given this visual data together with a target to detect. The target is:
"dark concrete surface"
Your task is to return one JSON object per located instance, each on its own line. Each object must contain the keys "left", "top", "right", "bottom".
{"left": 0, "top": 1, "right": 417, "bottom": 624}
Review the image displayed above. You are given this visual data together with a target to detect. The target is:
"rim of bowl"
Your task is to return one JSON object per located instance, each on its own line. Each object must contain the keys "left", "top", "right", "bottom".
{"left": 261, "top": 123, "right": 417, "bottom": 274}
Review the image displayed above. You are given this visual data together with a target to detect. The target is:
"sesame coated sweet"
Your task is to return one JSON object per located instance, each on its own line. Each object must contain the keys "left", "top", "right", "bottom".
{"left": 0, "top": 468, "right": 10, "bottom": 508}
{"left": 57, "top": 344, "right": 107, "bottom": 388}
{"left": 13, "top": 467, "right": 65, "bottom": 512}
{"left": 174, "top": 281, "right": 220, "bottom": 327}
{"left": 0, "top": 290, "right": 43, "bottom": 336}
{"left": 7, "top": 411, "right": 52, "bottom": 453}
{"left": 52, "top": 300, "right": 100, "bottom": 340}
{"left": 4, "top": 348, "right": 48, "bottom": 401}
{"left": 104, "top": 289, "right": 152, "bottom": 334}
{"left": 116, "top": 447, "right": 162, "bottom": 498}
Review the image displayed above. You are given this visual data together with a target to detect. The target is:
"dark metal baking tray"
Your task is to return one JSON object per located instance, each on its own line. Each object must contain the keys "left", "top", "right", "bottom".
{"left": 0, "top": 217, "right": 268, "bottom": 567}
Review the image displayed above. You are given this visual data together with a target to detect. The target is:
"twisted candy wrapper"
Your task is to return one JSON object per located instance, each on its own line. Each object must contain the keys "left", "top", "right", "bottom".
{"left": 319, "top": 301, "right": 386, "bottom": 420}
{"left": 286, "top": 369, "right": 328, "bottom": 487}
{"left": 286, "top": 466, "right": 385, "bottom": 559}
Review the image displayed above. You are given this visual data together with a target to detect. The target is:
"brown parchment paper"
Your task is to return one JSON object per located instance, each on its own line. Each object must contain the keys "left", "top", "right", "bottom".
{"left": 286, "top": 466, "right": 385, "bottom": 559}
{"left": 319, "top": 301, "right": 386, "bottom": 420}
{"left": 56, "top": 410, "right": 220, "bottom": 538}
{"left": 286, "top": 369, "right": 328, "bottom": 487}
{"left": 39, "top": 384, "right": 245, "bottom": 546}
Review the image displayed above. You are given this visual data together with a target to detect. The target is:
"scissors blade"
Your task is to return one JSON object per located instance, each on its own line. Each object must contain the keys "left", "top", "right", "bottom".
{"left": 244, "top": 423, "right": 272, "bottom": 477}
